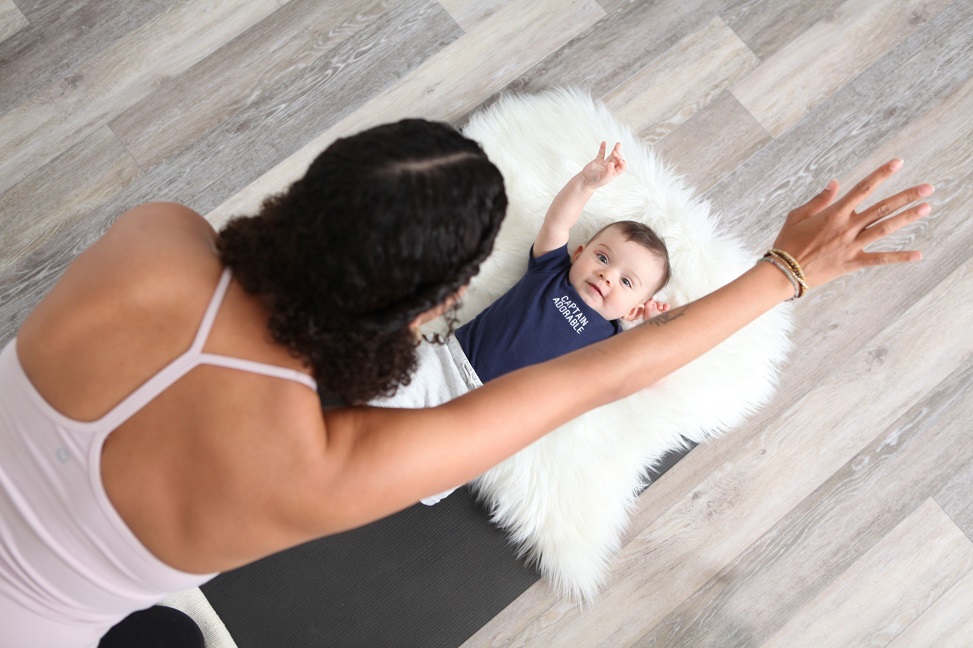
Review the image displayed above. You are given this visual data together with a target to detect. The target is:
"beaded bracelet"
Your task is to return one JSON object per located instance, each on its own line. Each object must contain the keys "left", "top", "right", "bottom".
{"left": 766, "top": 249, "right": 808, "bottom": 297}
{"left": 767, "top": 249, "right": 808, "bottom": 291}
{"left": 757, "top": 256, "right": 802, "bottom": 300}
{"left": 758, "top": 249, "right": 808, "bottom": 300}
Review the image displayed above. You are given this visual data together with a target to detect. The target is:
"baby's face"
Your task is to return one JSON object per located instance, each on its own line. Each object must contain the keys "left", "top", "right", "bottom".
{"left": 568, "top": 227, "right": 665, "bottom": 321}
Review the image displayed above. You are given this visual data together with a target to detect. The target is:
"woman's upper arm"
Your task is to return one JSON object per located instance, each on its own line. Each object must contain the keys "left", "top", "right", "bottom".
{"left": 307, "top": 361, "right": 604, "bottom": 534}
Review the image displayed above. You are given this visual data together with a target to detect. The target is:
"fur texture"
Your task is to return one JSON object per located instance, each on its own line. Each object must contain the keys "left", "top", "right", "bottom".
{"left": 454, "top": 88, "right": 793, "bottom": 601}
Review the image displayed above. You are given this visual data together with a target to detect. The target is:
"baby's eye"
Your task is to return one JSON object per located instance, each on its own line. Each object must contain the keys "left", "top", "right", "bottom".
{"left": 622, "top": 277, "right": 632, "bottom": 288}
{"left": 597, "top": 253, "right": 608, "bottom": 264}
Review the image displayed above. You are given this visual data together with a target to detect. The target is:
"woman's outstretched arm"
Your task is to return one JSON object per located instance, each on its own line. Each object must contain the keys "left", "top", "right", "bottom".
{"left": 313, "top": 159, "right": 934, "bottom": 533}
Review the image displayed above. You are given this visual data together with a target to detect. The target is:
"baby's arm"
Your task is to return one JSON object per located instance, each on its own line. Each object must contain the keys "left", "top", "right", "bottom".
{"left": 532, "top": 141, "right": 626, "bottom": 257}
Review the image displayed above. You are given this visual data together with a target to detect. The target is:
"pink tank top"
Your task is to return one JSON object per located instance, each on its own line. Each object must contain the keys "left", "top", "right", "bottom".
{"left": 0, "top": 268, "right": 317, "bottom": 639}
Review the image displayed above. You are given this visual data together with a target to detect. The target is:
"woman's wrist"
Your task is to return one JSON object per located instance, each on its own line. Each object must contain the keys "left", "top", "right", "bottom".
{"left": 757, "top": 249, "right": 809, "bottom": 300}
{"left": 751, "top": 255, "right": 801, "bottom": 303}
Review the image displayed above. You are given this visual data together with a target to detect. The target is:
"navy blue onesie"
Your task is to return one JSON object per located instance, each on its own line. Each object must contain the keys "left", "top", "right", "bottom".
{"left": 455, "top": 245, "right": 620, "bottom": 383}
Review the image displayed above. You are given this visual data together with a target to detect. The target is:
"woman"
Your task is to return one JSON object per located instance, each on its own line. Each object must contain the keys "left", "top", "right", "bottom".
{"left": 0, "top": 119, "right": 931, "bottom": 647}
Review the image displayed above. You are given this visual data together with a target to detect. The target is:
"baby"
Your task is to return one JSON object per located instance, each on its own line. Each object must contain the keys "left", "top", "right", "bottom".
{"left": 372, "top": 142, "right": 672, "bottom": 503}
{"left": 455, "top": 142, "right": 671, "bottom": 384}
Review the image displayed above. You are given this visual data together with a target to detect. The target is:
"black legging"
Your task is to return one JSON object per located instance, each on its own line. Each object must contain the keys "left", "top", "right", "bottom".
{"left": 99, "top": 605, "right": 204, "bottom": 648}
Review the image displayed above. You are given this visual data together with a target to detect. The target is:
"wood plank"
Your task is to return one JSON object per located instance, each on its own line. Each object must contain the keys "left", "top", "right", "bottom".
{"left": 762, "top": 499, "right": 973, "bottom": 648}
{"left": 636, "top": 358, "right": 973, "bottom": 646}
{"left": 0, "top": 0, "right": 28, "bottom": 46}
{"left": 602, "top": 15, "right": 760, "bottom": 143}
{"left": 437, "top": 0, "right": 509, "bottom": 32}
{"left": 0, "top": 0, "right": 279, "bottom": 196}
{"left": 0, "top": 126, "right": 142, "bottom": 343}
{"left": 0, "top": 0, "right": 176, "bottom": 113}
{"left": 731, "top": 0, "right": 952, "bottom": 137}
{"left": 110, "top": 0, "right": 394, "bottom": 168}
{"left": 0, "top": 125, "right": 141, "bottom": 273}
{"left": 888, "top": 569, "right": 973, "bottom": 648}
{"left": 461, "top": 254, "right": 973, "bottom": 646}
{"left": 721, "top": 0, "right": 846, "bottom": 59}
{"left": 935, "top": 455, "right": 973, "bottom": 543}
{"left": 595, "top": 0, "right": 632, "bottom": 14}
{"left": 505, "top": 0, "right": 725, "bottom": 100}
{"left": 653, "top": 90, "right": 770, "bottom": 193}
{"left": 204, "top": 0, "right": 605, "bottom": 228}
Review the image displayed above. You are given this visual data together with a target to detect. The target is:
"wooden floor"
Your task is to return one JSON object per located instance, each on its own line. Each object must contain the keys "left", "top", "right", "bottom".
{"left": 2, "top": 0, "right": 972, "bottom": 645}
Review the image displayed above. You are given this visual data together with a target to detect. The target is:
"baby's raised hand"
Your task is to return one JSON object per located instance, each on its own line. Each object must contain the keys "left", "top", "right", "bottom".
{"left": 644, "top": 298, "right": 670, "bottom": 319}
{"left": 580, "top": 141, "right": 626, "bottom": 188}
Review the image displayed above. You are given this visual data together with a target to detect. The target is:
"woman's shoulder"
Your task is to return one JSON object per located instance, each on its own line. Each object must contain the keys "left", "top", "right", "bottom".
{"left": 21, "top": 203, "right": 226, "bottom": 352}
{"left": 73, "top": 203, "right": 220, "bottom": 288}
{"left": 110, "top": 202, "right": 218, "bottom": 259}
{"left": 116, "top": 201, "right": 212, "bottom": 224}
{"left": 15, "top": 204, "right": 226, "bottom": 420}
{"left": 116, "top": 201, "right": 214, "bottom": 229}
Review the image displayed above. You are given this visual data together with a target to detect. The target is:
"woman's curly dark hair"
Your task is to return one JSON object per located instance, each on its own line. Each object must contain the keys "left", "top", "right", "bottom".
{"left": 217, "top": 119, "right": 507, "bottom": 404}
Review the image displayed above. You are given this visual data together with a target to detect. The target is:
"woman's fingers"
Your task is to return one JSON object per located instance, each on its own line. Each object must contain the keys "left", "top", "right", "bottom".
{"left": 855, "top": 183, "right": 935, "bottom": 228}
{"left": 835, "top": 158, "right": 904, "bottom": 214}
{"left": 855, "top": 248, "right": 923, "bottom": 268}
{"left": 856, "top": 200, "right": 932, "bottom": 248}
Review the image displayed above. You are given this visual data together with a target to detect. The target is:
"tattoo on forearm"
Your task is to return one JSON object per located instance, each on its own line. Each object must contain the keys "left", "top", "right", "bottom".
{"left": 644, "top": 307, "right": 687, "bottom": 327}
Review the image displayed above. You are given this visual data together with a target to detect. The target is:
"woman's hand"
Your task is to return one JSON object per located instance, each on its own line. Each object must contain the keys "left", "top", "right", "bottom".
{"left": 771, "top": 159, "right": 934, "bottom": 288}
{"left": 579, "top": 141, "right": 626, "bottom": 189}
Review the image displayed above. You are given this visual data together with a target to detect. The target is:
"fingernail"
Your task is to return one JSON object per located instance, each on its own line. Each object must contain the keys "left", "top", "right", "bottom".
{"left": 890, "top": 158, "right": 904, "bottom": 170}
{"left": 919, "top": 203, "right": 931, "bottom": 216}
{"left": 919, "top": 184, "right": 935, "bottom": 197}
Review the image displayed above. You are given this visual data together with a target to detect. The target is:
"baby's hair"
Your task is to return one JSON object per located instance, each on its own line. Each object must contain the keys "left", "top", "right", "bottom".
{"left": 589, "top": 220, "right": 671, "bottom": 295}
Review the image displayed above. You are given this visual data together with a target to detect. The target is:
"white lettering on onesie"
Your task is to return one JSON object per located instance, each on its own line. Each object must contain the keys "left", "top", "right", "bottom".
{"left": 551, "top": 295, "right": 589, "bottom": 334}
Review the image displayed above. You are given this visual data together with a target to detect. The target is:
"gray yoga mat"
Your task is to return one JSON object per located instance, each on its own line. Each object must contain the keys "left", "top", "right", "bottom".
{"left": 200, "top": 444, "right": 691, "bottom": 648}
{"left": 202, "top": 487, "right": 537, "bottom": 648}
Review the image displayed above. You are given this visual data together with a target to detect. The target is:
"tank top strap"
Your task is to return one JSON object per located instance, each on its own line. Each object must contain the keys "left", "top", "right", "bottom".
{"left": 191, "top": 268, "right": 233, "bottom": 353}
{"left": 90, "top": 269, "right": 232, "bottom": 432}
{"left": 197, "top": 354, "right": 318, "bottom": 392}
{"left": 193, "top": 268, "right": 318, "bottom": 392}
{"left": 96, "top": 268, "right": 316, "bottom": 433}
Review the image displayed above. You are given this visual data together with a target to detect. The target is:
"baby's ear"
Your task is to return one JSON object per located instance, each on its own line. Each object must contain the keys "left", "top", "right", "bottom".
{"left": 571, "top": 245, "right": 585, "bottom": 263}
{"left": 621, "top": 302, "right": 645, "bottom": 322}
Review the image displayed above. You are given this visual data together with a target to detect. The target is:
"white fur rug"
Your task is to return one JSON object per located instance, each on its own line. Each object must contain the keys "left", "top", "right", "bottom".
{"left": 454, "top": 88, "right": 793, "bottom": 601}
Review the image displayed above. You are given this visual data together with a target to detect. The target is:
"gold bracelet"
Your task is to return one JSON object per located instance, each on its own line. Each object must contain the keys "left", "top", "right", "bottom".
{"left": 765, "top": 250, "right": 808, "bottom": 297}
{"left": 757, "top": 256, "right": 801, "bottom": 300}
{"left": 768, "top": 249, "right": 805, "bottom": 279}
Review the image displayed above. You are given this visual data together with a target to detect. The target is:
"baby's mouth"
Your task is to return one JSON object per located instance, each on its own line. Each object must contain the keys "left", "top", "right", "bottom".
{"left": 587, "top": 282, "right": 604, "bottom": 299}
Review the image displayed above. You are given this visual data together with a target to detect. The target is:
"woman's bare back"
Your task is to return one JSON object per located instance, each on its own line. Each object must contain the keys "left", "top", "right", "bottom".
{"left": 16, "top": 203, "right": 328, "bottom": 574}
